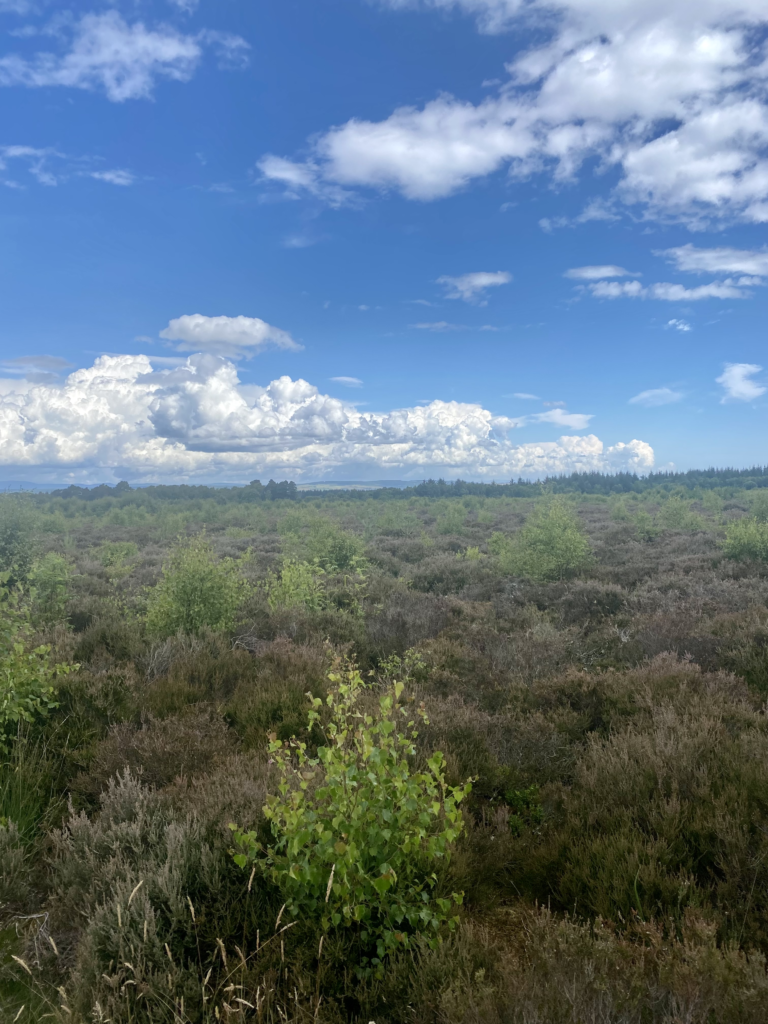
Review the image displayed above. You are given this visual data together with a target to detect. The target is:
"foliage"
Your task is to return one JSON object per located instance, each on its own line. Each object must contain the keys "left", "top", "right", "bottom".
{"left": 657, "top": 494, "right": 705, "bottom": 532}
{"left": 0, "top": 495, "right": 37, "bottom": 584}
{"left": 263, "top": 557, "right": 326, "bottom": 612}
{"left": 94, "top": 541, "right": 139, "bottom": 581}
{"left": 489, "top": 499, "right": 592, "bottom": 580}
{"left": 0, "top": 586, "right": 72, "bottom": 752}
{"left": 145, "top": 536, "right": 248, "bottom": 638}
{"left": 229, "top": 661, "right": 471, "bottom": 973}
{"left": 723, "top": 516, "right": 768, "bottom": 562}
{"left": 29, "top": 551, "right": 74, "bottom": 622}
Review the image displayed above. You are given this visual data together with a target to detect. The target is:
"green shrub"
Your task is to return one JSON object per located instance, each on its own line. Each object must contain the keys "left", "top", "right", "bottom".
{"left": 0, "top": 495, "right": 37, "bottom": 585}
{"left": 263, "top": 557, "right": 325, "bottom": 612}
{"left": 633, "top": 508, "right": 660, "bottom": 541}
{"left": 723, "top": 516, "right": 768, "bottom": 562}
{"left": 282, "top": 516, "right": 366, "bottom": 573}
{"left": 145, "top": 536, "right": 248, "bottom": 638}
{"left": 0, "top": 587, "right": 73, "bottom": 752}
{"left": 489, "top": 499, "right": 591, "bottom": 581}
{"left": 229, "top": 661, "right": 472, "bottom": 974}
{"left": 657, "top": 495, "right": 706, "bottom": 532}
{"left": 29, "top": 551, "right": 74, "bottom": 622}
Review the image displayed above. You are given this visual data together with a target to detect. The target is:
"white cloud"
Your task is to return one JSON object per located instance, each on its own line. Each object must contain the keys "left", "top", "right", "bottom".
{"left": 159, "top": 314, "right": 302, "bottom": 359}
{"left": 629, "top": 387, "right": 684, "bottom": 406}
{"left": 531, "top": 408, "right": 592, "bottom": 429}
{"left": 716, "top": 363, "right": 766, "bottom": 402}
{"left": 409, "top": 321, "right": 463, "bottom": 331}
{"left": 512, "top": 392, "right": 539, "bottom": 399}
{"left": 564, "top": 265, "right": 639, "bottom": 280}
{"left": 666, "top": 319, "right": 691, "bottom": 332}
{"left": 588, "top": 279, "right": 750, "bottom": 300}
{"left": 90, "top": 169, "right": 134, "bottom": 186}
{"left": 331, "top": 376, "right": 363, "bottom": 387}
{"left": 0, "top": 352, "right": 654, "bottom": 481}
{"left": 0, "top": 144, "right": 60, "bottom": 185}
{"left": 589, "top": 280, "right": 645, "bottom": 298}
{"left": 437, "top": 270, "right": 512, "bottom": 302}
{"left": 377, "top": 0, "right": 527, "bottom": 35}
{"left": 0, "top": 12, "right": 247, "bottom": 102}
{"left": 659, "top": 244, "right": 768, "bottom": 278}
{"left": 266, "top": 0, "right": 768, "bottom": 225}
{"left": 256, "top": 155, "right": 352, "bottom": 207}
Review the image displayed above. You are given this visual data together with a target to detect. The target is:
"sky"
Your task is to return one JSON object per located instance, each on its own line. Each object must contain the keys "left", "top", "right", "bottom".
{"left": 0, "top": 0, "right": 766, "bottom": 485}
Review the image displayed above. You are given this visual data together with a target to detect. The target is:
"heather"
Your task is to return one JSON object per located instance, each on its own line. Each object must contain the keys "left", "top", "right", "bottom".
{"left": 1, "top": 472, "right": 768, "bottom": 1023}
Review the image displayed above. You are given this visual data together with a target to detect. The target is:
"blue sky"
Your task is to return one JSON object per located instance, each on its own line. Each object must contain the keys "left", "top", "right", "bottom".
{"left": 0, "top": 0, "right": 766, "bottom": 484}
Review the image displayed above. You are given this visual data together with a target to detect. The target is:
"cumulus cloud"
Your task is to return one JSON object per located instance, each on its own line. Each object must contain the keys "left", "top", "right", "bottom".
{"left": 262, "top": 0, "right": 768, "bottom": 225}
{"left": 0, "top": 352, "right": 654, "bottom": 482}
{"left": 659, "top": 245, "right": 768, "bottom": 278}
{"left": 716, "top": 363, "right": 766, "bottom": 402}
{"left": 666, "top": 319, "right": 691, "bottom": 332}
{"left": 629, "top": 387, "right": 684, "bottom": 406}
{"left": 331, "top": 376, "right": 363, "bottom": 387}
{"left": 564, "top": 265, "right": 639, "bottom": 280}
{"left": 437, "top": 271, "right": 512, "bottom": 302}
{"left": 0, "top": 11, "right": 247, "bottom": 102}
{"left": 159, "top": 314, "right": 302, "bottom": 359}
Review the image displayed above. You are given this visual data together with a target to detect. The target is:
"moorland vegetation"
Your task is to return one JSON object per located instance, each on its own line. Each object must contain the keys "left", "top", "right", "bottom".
{"left": 2, "top": 470, "right": 768, "bottom": 1022}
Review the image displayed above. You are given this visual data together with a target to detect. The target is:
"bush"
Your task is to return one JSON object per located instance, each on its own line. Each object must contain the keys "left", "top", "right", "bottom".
{"left": 229, "top": 661, "right": 472, "bottom": 973}
{"left": 29, "top": 551, "right": 74, "bottom": 622}
{"left": 723, "top": 516, "right": 768, "bottom": 562}
{"left": 0, "top": 495, "right": 37, "bottom": 585}
{"left": 0, "top": 587, "right": 73, "bottom": 752}
{"left": 489, "top": 499, "right": 592, "bottom": 581}
{"left": 145, "top": 536, "right": 248, "bottom": 638}
{"left": 263, "top": 557, "right": 325, "bottom": 611}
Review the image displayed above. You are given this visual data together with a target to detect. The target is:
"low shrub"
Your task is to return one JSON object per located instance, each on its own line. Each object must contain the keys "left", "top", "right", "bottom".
{"left": 723, "top": 516, "right": 768, "bottom": 562}
{"left": 489, "top": 499, "right": 592, "bottom": 581}
{"left": 229, "top": 661, "right": 472, "bottom": 974}
{"left": 145, "top": 536, "right": 248, "bottom": 638}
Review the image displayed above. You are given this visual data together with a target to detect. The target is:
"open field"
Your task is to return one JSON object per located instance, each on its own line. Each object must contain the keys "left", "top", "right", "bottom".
{"left": 2, "top": 470, "right": 768, "bottom": 1023}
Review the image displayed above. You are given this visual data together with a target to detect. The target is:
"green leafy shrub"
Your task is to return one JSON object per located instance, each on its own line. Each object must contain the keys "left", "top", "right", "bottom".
{"left": 229, "top": 661, "right": 472, "bottom": 973}
{"left": 29, "top": 551, "right": 74, "bottom": 622}
{"left": 0, "top": 587, "right": 73, "bottom": 751}
{"left": 282, "top": 515, "right": 366, "bottom": 573}
{"left": 489, "top": 499, "right": 591, "bottom": 581}
{"left": 145, "top": 536, "right": 248, "bottom": 638}
{"left": 0, "top": 495, "right": 37, "bottom": 585}
{"left": 723, "top": 516, "right": 768, "bottom": 562}
{"left": 657, "top": 495, "right": 706, "bottom": 532}
{"left": 633, "top": 508, "right": 660, "bottom": 541}
{"left": 263, "top": 557, "right": 325, "bottom": 611}
{"left": 435, "top": 503, "right": 467, "bottom": 536}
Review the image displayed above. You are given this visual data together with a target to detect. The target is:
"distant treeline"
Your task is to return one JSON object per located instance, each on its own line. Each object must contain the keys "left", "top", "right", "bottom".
{"left": 40, "top": 466, "right": 768, "bottom": 505}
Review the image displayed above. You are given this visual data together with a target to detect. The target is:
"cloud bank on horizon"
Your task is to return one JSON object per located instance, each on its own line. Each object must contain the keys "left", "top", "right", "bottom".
{"left": 0, "top": 352, "right": 653, "bottom": 484}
